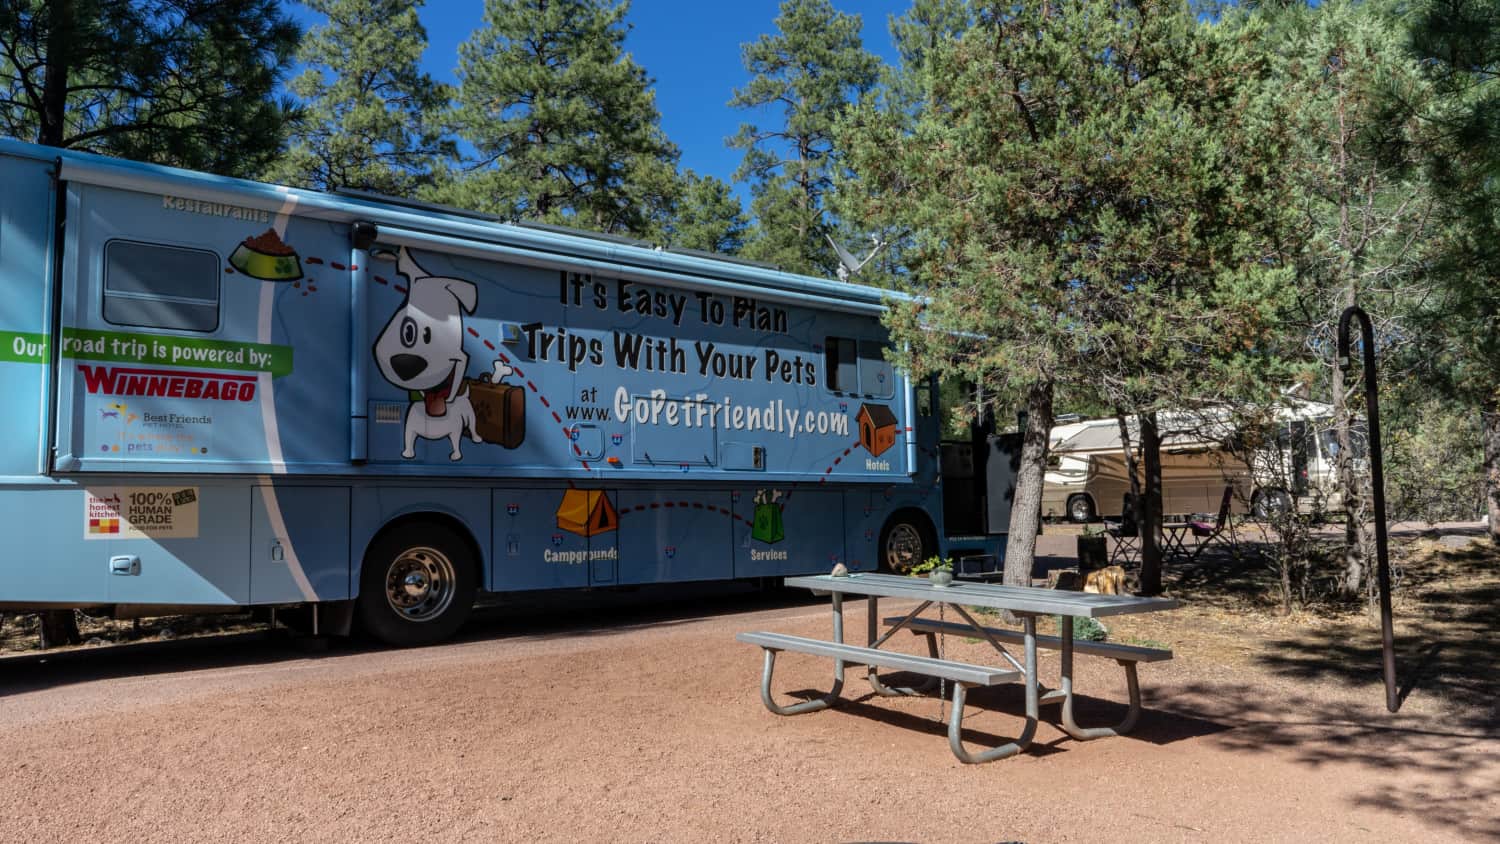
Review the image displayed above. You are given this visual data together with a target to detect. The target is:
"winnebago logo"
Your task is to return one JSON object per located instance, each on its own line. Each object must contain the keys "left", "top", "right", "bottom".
{"left": 78, "top": 365, "right": 257, "bottom": 402}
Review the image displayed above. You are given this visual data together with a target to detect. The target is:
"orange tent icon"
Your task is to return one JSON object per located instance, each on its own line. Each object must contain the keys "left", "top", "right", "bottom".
{"left": 556, "top": 489, "right": 618, "bottom": 537}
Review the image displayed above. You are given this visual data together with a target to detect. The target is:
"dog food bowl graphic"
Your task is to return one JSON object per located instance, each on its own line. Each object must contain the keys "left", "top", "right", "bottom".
{"left": 229, "top": 229, "right": 303, "bottom": 281}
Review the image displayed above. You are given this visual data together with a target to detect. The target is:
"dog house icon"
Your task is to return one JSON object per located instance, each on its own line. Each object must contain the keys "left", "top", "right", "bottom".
{"left": 856, "top": 403, "right": 898, "bottom": 458}
{"left": 555, "top": 489, "right": 618, "bottom": 538}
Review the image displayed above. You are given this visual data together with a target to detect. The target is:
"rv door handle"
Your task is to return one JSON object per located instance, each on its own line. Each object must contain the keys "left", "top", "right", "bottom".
{"left": 109, "top": 555, "right": 141, "bottom": 576}
{"left": 270, "top": 540, "right": 284, "bottom": 562}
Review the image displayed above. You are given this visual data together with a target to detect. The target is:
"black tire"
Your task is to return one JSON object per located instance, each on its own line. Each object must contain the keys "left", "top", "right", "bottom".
{"left": 1252, "top": 490, "right": 1292, "bottom": 521}
{"left": 358, "top": 523, "right": 477, "bottom": 647}
{"left": 878, "top": 514, "right": 934, "bottom": 574}
{"left": 1066, "top": 494, "right": 1096, "bottom": 524}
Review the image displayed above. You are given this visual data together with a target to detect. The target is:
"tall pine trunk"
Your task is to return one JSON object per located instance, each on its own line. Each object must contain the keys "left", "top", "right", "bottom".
{"left": 1138, "top": 411, "right": 1164, "bottom": 596}
{"left": 1333, "top": 356, "right": 1373, "bottom": 595}
{"left": 1003, "top": 379, "right": 1053, "bottom": 588}
{"left": 1484, "top": 397, "right": 1500, "bottom": 544}
{"left": 39, "top": 0, "right": 73, "bottom": 147}
{"left": 1114, "top": 409, "right": 1142, "bottom": 509}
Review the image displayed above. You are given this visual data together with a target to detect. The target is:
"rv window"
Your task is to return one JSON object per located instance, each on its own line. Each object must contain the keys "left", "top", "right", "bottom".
{"left": 824, "top": 336, "right": 857, "bottom": 392}
{"left": 857, "top": 340, "right": 893, "bottom": 399}
{"left": 1318, "top": 426, "right": 1368, "bottom": 461}
{"left": 102, "top": 240, "right": 220, "bottom": 332}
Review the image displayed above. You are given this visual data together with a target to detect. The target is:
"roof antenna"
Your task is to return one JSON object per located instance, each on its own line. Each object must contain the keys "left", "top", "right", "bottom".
{"left": 825, "top": 232, "right": 887, "bottom": 282}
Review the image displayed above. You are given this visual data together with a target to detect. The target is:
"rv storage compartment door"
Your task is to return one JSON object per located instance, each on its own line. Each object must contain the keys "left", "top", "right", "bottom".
{"left": 251, "top": 486, "right": 350, "bottom": 603}
{"left": 492, "top": 487, "right": 620, "bottom": 591}
{"left": 616, "top": 490, "right": 732, "bottom": 584}
{"left": 101, "top": 483, "right": 250, "bottom": 606}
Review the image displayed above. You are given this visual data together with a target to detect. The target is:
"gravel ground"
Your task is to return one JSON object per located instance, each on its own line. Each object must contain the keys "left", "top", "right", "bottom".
{"left": 1, "top": 575, "right": 1495, "bottom": 844}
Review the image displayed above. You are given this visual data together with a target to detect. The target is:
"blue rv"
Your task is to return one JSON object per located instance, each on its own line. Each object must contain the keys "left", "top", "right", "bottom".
{"left": 0, "top": 138, "right": 1014, "bottom": 646}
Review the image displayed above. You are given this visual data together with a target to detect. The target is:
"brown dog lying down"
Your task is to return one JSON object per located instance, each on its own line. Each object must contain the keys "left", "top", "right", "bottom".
{"left": 1083, "top": 565, "right": 1127, "bottom": 595}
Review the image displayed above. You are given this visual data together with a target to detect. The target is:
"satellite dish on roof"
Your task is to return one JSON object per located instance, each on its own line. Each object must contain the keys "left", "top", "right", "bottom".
{"left": 825, "top": 233, "right": 886, "bottom": 282}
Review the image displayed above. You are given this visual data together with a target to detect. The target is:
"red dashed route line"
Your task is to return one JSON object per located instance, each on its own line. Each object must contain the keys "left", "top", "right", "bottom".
{"left": 465, "top": 326, "right": 497, "bottom": 352}
{"left": 617, "top": 501, "right": 752, "bottom": 525}
{"left": 810, "top": 430, "right": 907, "bottom": 486}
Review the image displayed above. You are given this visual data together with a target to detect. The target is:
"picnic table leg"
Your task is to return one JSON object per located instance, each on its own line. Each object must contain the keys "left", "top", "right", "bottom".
{"left": 756, "top": 646, "right": 844, "bottom": 715}
{"left": 948, "top": 615, "right": 1038, "bottom": 764}
{"left": 1057, "top": 614, "right": 1142, "bottom": 739}
{"left": 865, "top": 595, "right": 940, "bottom": 697}
{"left": 832, "top": 593, "right": 846, "bottom": 689}
{"left": 755, "top": 592, "right": 849, "bottom": 716}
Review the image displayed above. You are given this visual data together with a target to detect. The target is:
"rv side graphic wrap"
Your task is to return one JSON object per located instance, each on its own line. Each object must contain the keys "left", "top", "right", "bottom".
{"left": 44, "top": 182, "right": 907, "bottom": 481}
{"left": 0, "top": 138, "right": 1006, "bottom": 629}
{"left": 362, "top": 247, "right": 894, "bottom": 478}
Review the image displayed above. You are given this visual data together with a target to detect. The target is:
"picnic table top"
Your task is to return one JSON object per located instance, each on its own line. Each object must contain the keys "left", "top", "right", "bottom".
{"left": 784, "top": 572, "right": 1179, "bottom": 618}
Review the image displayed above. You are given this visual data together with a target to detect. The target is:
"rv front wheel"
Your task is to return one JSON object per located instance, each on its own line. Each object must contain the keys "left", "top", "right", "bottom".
{"left": 1066, "top": 494, "right": 1095, "bottom": 523}
{"left": 879, "top": 516, "right": 933, "bottom": 574}
{"left": 359, "top": 524, "right": 477, "bottom": 647}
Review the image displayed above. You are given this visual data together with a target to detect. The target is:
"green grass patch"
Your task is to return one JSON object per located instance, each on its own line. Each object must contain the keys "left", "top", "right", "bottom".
{"left": 1073, "top": 616, "right": 1109, "bottom": 642}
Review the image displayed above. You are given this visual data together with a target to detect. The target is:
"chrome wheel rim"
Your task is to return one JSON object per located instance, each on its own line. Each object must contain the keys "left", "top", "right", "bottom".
{"left": 884, "top": 523, "right": 925, "bottom": 573}
{"left": 1069, "top": 497, "right": 1090, "bottom": 522}
{"left": 384, "top": 546, "right": 456, "bottom": 622}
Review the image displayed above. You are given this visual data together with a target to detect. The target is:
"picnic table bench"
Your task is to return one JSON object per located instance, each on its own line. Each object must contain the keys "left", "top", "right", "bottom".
{"left": 883, "top": 615, "right": 1172, "bottom": 737}
{"left": 738, "top": 573, "right": 1178, "bottom": 763}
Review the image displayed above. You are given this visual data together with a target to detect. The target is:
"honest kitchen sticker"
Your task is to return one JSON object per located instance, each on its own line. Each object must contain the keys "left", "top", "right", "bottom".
{"left": 85, "top": 487, "right": 199, "bottom": 540}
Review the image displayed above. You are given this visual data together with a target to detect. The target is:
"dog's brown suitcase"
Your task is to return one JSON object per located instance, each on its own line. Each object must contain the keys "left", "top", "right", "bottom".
{"left": 467, "top": 379, "right": 525, "bottom": 448}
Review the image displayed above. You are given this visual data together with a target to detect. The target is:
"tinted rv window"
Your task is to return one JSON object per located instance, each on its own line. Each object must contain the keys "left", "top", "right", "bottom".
{"left": 102, "top": 240, "right": 220, "bottom": 332}
{"left": 824, "top": 336, "right": 857, "bottom": 392}
{"left": 857, "top": 340, "right": 893, "bottom": 399}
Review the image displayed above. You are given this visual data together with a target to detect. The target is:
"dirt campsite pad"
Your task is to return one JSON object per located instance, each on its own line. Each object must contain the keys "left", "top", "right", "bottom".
{"left": 1, "top": 529, "right": 1496, "bottom": 842}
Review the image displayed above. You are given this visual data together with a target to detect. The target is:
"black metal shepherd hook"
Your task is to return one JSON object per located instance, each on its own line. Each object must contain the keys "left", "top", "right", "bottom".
{"left": 1336, "top": 306, "right": 1398, "bottom": 713}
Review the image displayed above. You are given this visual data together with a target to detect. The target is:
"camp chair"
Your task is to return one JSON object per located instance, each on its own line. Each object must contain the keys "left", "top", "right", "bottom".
{"left": 1103, "top": 494, "right": 1140, "bottom": 565}
{"left": 1185, "top": 486, "right": 1235, "bottom": 561}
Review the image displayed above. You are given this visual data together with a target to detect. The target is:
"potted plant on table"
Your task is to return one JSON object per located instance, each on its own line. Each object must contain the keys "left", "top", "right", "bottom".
{"left": 910, "top": 555, "right": 955, "bottom": 587}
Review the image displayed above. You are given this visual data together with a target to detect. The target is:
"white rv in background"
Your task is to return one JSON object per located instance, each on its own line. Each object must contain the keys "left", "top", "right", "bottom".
{"left": 1043, "top": 397, "right": 1353, "bottom": 522}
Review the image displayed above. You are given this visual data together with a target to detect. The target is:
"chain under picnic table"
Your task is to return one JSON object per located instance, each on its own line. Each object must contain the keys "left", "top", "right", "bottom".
{"left": 936, "top": 602, "right": 946, "bottom": 722}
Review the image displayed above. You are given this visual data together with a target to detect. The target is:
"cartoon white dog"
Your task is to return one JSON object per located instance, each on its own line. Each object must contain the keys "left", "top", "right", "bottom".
{"left": 374, "top": 248, "right": 510, "bottom": 461}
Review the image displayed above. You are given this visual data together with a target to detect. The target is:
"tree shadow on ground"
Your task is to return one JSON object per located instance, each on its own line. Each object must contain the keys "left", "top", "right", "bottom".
{"left": 1145, "top": 527, "right": 1499, "bottom": 841}
{"left": 1165, "top": 534, "right": 1500, "bottom": 727}
{"left": 1159, "top": 680, "right": 1499, "bottom": 840}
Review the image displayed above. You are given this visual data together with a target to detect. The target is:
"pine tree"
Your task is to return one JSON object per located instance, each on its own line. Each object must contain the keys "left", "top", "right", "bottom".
{"left": 440, "top": 0, "right": 678, "bottom": 236}
{"left": 266, "top": 0, "right": 453, "bottom": 196}
{"left": 1258, "top": 0, "right": 1436, "bottom": 593}
{"left": 0, "top": 0, "right": 300, "bottom": 178}
{"left": 885, "top": 0, "right": 969, "bottom": 112}
{"left": 662, "top": 171, "right": 747, "bottom": 254}
{"left": 1408, "top": 0, "right": 1500, "bottom": 542}
{"left": 729, "top": 0, "right": 879, "bottom": 276}
{"left": 840, "top": 1, "right": 1296, "bottom": 593}
{"left": 825, "top": 0, "right": 973, "bottom": 290}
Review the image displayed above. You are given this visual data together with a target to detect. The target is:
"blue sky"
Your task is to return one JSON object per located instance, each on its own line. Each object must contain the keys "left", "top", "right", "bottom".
{"left": 288, "top": 1, "right": 910, "bottom": 196}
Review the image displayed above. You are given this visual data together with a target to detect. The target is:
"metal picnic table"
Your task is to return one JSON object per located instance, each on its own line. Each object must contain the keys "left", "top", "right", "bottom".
{"left": 739, "top": 572, "right": 1179, "bottom": 763}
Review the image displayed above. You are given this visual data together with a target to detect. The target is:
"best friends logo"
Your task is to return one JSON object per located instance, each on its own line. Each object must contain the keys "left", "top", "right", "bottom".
{"left": 99, "top": 401, "right": 138, "bottom": 424}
